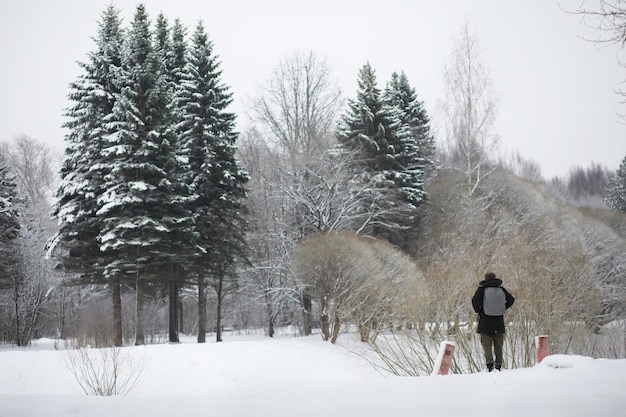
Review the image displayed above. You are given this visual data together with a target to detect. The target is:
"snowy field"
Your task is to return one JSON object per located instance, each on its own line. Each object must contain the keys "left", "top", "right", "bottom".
{"left": 1, "top": 334, "right": 625, "bottom": 417}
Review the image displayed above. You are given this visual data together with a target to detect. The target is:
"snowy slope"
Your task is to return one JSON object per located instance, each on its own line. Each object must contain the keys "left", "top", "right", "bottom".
{"left": 1, "top": 335, "right": 625, "bottom": 417}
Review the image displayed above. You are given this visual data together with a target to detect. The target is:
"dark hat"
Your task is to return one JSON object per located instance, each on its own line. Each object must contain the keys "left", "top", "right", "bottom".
{"left": 484, "top": 272, "right": 496, "bottom": 280}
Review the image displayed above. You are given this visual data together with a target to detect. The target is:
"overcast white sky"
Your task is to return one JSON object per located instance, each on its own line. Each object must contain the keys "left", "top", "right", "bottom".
{"left": 1, "top": 0, "right": 625, "bottom": 179}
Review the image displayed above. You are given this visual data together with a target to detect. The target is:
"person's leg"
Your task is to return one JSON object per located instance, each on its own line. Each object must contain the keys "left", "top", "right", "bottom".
{"left": 493, "top": 333, "right": 505, "bottom": 370}
{"left": 480, "top": 333, "right": 494, "bottom": 370}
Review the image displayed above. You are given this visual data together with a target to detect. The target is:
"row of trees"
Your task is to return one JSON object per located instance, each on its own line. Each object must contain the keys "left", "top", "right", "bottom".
{"left": 47, "top": 4, "right": 248, "bottom": 345}
{"left": 43, "top": 2, "right": 438, "bottom": 346}
{"left": 2, "top": 2, "right": 624, "bottom": 355}
{"left": 237, "top": 50, "right": 438, "bottom": 336}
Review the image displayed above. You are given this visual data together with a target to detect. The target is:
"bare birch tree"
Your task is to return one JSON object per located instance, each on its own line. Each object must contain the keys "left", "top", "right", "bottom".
{"left": 441, "top": 18, "right": 499, "bottom": 198}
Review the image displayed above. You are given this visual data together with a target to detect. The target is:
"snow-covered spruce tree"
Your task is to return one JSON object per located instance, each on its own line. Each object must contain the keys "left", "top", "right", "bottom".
{"left": 0, "top": 150, "right": 20, "bottom": 290}
{"left": 48, "top": 5, "right": 126, "bottom": 346}
{"left": 150, "top": 12, "right": 190, "bottom": 341}
{"left": 177, "top": 21, "right": 249, "bottom": 343}
{"left": 167, "top": 18, "right": 188, "bottom": 129}
{"left": 381, "top": 72, "right": 437, "bottom": 248}
{"left": 0, "top": 150, "right": 24, "bottom": 344}
{"left": 336, "top": 63, "right": 420, "bottom": 238}
{"left": 605, "top": 154, "right": 626, "bottom": 211}
{"left": 383, "top": 71, "right": 437, "bottom": 196}
{"left": 100, "top": 4, "right": 197, "bottom": 344}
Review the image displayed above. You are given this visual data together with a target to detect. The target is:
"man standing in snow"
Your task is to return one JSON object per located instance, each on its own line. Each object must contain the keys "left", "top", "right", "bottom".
{"left": 471, "top": 272, "right": 515, "bottom": 372}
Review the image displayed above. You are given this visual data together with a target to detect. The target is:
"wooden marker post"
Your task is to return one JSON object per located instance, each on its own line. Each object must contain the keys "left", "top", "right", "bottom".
{"left": 436, "top": 342, "right": 456, "bottom": 375}
{"left": 536, "top": 335, "right": 550, "bottom": 363}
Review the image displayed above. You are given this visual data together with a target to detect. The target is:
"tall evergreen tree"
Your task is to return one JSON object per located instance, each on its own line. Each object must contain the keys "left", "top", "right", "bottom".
{"left": 48, "top": 5, "right": 125, "bottom": 346}
{"left": 178, "top": 21, "right": 249, "bottom": 343}
{"left": 337, "top": 63, "right": 416, "bottom": 235}
{"left": 169, "top": 19, "right": 188, "bottom": 128}
{"left": 383, "top": 71, "right": 437, "bottom": 207}
{"left": 337, "top": 63, "right": 397, "bottom": 172}
{"left": 100, "top": 4, "right": 197, "bottom": 344}
{"left": 150, "top": 12, "right": 190, "bottom": 339}
{"left": 605, "top": 154, "right": 626, "bottom": 212}
{"left": 0, "top": 151, "right": 20, "bottom": 290}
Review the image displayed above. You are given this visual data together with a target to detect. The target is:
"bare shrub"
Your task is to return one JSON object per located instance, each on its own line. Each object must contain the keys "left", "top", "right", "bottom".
{"left": 64, "top": 345, "right": 148, "bottom": 396}
{"left": 291, "top": 231, "right": 421, "bottom": 343}
{"left": 358, "top": 165, "right": 626, "bottom": 374}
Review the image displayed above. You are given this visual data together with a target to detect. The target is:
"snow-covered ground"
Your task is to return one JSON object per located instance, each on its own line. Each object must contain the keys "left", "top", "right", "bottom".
{"left": 1, "top": 334, "right": 625, "bottom": 417}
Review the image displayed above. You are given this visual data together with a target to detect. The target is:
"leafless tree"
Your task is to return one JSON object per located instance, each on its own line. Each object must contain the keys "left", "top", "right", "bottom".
{"left": 241, "top": 51, "right": 344, "bottom": 336}
{"left": 249, "top": 50, "right": 343, "bottom": 169}
{"left": 503, "top": 151, "right": 544, "bottom": 183}
{"left": 568, "top": 0, "right": 626, "bottom": 45}
{"left": 0, "top": 136, "right": 60, "bottom": 345}
{"left": 441, "top": 18, "right": 499, "bottom": 198}
{"left": 237, "top": 128, "right": 304, "bottom": 335}
{"left": 0, "top": 134, "right": 59, "bottom": 207}
{"left": 566, "top": 1, "right": 626, "bottom": 116}
{"left": 566, "top": 163, "right": 613, "bottom": 200}
{"left": 275, "top": 149, "right": 406, "bottom": 235}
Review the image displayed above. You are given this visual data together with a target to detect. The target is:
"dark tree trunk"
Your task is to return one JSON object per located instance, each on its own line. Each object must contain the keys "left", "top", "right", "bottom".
{"left": 216, "top": 275, "right": 223, "bottom": 342}
{"left": 178, "top": 291, "right": 184, "bottom": 334}
{"left": 169, "top": 282, "right": 179, "bottom": 343}
{"left": 112, "top": 283, "right": 123, "bottom": 347}
{"left": 268, "top": 314, "right": 275, "bottom": 338}
{"left": 302, "top": 293, "right": 312, "bottom": 336}
{"left": 330, "top": 310, "right": 341, "bottom": 344}
{"left": 14, "top": 280, "right": 21, "bottom": 346}
{"left": 198, "top": 273, "right": 206, "bottom": 343}
{"left": 135, "top": 279, "right": 145, "bottom": 345}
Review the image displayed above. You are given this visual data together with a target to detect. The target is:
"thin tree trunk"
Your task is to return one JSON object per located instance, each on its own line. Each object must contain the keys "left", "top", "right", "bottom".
{"left": 302, "top": 293, "right": 312, "bottom": 336}
{"left": 169, "top": 281, "right": 179, "bottom": 343}
{"left": 112, "top": 283, "right": 123, "bottom": 347}
{"left": 135, "top": 279, "right": 145, "bottom": 345}
{"left": 14, "top": 279, "right": 21, "bottom": 346}
{"left": 330, "top": 309, "right": 341, "bottom": 344}
{"left": 178, "top": 291, "right": 184, "bottom": 334}
{"left": 320, "top": 297, "right": 329, "bottom": 341}
{"left": 57, "top": 288, "right": 66, "bottom": 340}
{"left": 216, "top": 275, "right": 223, "bottom": 342}
{"left": 198, "top": 272, "right": 206, "bottom": 343}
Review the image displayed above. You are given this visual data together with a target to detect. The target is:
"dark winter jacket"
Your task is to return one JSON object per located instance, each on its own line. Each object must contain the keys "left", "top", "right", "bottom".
{"left": 471, "top": 278, "right": 515, "bottom": 335}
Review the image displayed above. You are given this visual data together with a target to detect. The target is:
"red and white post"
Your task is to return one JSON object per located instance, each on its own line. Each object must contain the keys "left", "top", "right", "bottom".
{"left": 536, "top": 335, "right": 550, "bottom": 363}
{"left": 432, "top": 341, "right": 456, "bottom": 375}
